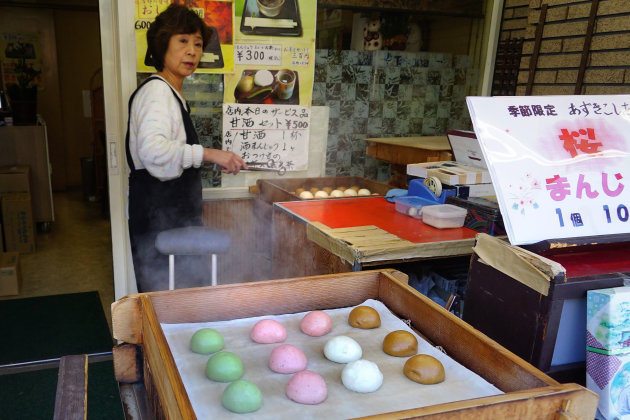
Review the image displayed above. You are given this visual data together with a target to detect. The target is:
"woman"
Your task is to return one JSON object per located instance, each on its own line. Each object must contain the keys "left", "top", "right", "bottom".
{"left": 126, "top": 4, "right": 246, "bottom": 292}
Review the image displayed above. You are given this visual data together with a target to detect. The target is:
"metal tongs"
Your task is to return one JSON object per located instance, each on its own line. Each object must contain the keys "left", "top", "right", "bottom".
{"left": 245, "top": 159, "right": 286, "bottom": 176}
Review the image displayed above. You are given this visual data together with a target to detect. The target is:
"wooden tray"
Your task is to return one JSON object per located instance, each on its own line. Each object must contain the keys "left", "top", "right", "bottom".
{"left": 111, "top": 269, "right": 597, "bottom": 419}
{"left": 256, "top": 176, "right": 391, "bottom": 203}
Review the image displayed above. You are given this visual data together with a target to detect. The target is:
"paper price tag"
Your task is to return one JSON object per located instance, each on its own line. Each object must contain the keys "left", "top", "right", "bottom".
{"left": 235, "top": 44, "right": 282, "bottom": 66}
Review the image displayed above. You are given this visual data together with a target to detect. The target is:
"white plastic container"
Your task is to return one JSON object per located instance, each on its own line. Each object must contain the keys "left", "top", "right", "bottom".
{"left": 422, "top": 204, "right": 467, "bottom": 229}
{"left": 393, "top": 196, "right": 436, "bottom": 219}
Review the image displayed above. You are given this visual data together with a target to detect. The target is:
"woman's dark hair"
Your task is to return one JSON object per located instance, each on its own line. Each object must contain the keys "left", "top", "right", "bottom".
{"left": 145, "top": 4, "right": 212, "bottom": 71}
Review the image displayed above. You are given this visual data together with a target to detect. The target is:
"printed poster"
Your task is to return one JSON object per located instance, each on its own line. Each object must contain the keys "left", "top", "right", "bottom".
{"left": 467, "top": 95, "right": 630, "bottom": 245}
{"left": 225, "top": 0, "right": 316, "bottom": 106}
{"left": 0, "top": 32, "right": 43, "bottom": 89}
{"left": 135, "top": 0, "right": 234, "bottom": 74}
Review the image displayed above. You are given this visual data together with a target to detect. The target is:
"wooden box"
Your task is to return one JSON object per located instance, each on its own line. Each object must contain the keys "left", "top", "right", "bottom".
{"left": 256, "top": 176, "right": 391, "bottom": 203}
{"left": 112, "top": 269, "right": 597, "bottom": 419}
{"left": 464, "top": 234, "right": 630, "bottom": 384}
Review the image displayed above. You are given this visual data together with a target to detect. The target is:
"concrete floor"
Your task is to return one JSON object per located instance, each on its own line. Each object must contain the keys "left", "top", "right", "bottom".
{"left": 0, "top": 189, "right": 115, "bottom": 333}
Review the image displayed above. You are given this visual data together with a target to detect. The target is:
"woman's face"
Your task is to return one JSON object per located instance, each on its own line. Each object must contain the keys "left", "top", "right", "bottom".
{"left": 162, "top": 30, "right": 203, "bottom": 79}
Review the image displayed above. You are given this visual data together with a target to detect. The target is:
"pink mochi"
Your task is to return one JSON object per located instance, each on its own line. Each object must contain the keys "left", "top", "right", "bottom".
{"left": 286, "top": 370, "right": 328, "bottom": 405}
{"left": 300, "top": 311, "right": 333, "bottom": 337}
{"left": 250, "top": 319, "right": 287, "bottom": 344}
{"left": 269, "top": 344, "right": 307, "bottom": 374}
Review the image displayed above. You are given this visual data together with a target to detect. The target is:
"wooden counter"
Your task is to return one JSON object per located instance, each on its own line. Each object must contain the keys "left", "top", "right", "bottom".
{"left": 363, "top": 136, "right": 453, "bottom": 187}
{"left": 364, "top": 136, "right": 453, "bottom": 165}
{"left": 272, "top": 196, "right": 477, "bottom": 279}
{"left": 111, "top": 269, "right": 597, "bottom": 419}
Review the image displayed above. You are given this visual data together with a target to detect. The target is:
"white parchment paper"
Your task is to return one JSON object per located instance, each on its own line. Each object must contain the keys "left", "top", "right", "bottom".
{"left": 161, "top": 299, "right": 503, "bottom": 419}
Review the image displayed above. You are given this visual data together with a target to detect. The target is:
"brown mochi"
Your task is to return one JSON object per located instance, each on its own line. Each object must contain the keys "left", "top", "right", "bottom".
{"left": 348, "top": 306, "right": 381, "bottom": 329}
{"left": 295, "top": 188, "right": 305, "bottom": 195}
{"left": 309, "top": 187, "right": 319, "bottom": 194}
{"left": 322, "top": 187, "right": 333, "bottom": 194}
{"left": 403, "top": 354, "right": 445, "bottom": 385}
{"left": 382, "top": 330, "right": 418, "bottom": 357}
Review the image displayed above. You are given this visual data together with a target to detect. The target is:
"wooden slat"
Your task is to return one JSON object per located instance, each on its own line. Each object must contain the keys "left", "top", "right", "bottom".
{"left": 574, "top": 0, "right": 600, "bottom": 94}
{"left": 360, "top": 384, "right": 597, "bottom": 419}
{"left": 306, "top": 222, "right": 475, "bottom": 265}
{"left": 526, "top": 4, "right": 547, "bottom": 95}
{"left": 53, "top": 354, "right": 88, "bottom": 420}
{"left": 140, "top": 295, "right": 195, "bottom": 420}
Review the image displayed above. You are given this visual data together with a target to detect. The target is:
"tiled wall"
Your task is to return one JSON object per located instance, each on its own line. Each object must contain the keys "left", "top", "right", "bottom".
{"left": 164, "top": 49, "right": 476, "bottom": 187}
{"left": 312, "top": 49, "right": 476, "bottom": 180}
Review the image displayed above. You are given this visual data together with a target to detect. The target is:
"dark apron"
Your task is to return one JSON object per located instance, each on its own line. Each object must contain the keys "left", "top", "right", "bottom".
{"left": 126, "top": 76, "right": 208, "bottom": 292}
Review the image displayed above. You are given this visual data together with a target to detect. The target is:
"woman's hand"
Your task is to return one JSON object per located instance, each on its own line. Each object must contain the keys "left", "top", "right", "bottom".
{"left": 203, "top": 148, "right": 248, "bottom": 174}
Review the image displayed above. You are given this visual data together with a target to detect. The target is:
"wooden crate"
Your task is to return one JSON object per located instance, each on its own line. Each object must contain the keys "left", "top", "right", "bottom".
{"left": 111, "top": 269, "right": 597, "bottom": 419}
{"left": 256, "top": 176, "right": 391, "bottom": 203}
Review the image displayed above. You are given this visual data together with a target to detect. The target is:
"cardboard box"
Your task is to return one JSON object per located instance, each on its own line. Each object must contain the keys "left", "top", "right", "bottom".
{"left": 0, "top": 165, "right": 30, "bottom": 195}
{"left": 1, "top": 193, "right": 36, "bottom": 254}
{"left": 587, "top": 287, "right": 630, "bottom": 419}
{"left": 406, "top": 130, "right": 493, "bottom": 187}
{"left": 0, "top": 252, "right": 20, "bottom": 296}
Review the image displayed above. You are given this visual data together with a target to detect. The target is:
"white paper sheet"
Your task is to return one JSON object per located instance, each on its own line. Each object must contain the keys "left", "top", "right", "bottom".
{"left": 161, "top": 299, "right": 502, "bottom": 419}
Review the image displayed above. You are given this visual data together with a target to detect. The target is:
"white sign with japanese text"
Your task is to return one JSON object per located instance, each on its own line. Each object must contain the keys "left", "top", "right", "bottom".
{"left": 467, "top": 95, "right": 630, "bottom": 245}
{"left": 222, "top": 103, "right": 310, "bottom": 172}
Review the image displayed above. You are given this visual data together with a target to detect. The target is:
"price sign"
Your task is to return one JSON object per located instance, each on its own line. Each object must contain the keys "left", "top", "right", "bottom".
{"left": 235, "top": 44, "right": 282, "bottom": 66}
{"left": 467, "top": 95, "right": 630, "bottom": 245}
{"left": 222, "top": 103, "right": 310, "bottom": 172}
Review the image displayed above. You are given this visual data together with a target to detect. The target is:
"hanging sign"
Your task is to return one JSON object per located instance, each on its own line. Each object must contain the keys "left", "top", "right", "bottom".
{"left": 467, "top": 95, "right": 630, "bottom": 245}
{"left": 222, "top": 103, "right": 310, "bottom": 171}
{"left": 134, "top": 0, "right": 235, "bottom": 74}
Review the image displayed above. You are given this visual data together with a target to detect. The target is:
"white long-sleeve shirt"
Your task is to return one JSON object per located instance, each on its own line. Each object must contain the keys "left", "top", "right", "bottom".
{"left": 128, "top": 76, "right": 204, "bottom": 181}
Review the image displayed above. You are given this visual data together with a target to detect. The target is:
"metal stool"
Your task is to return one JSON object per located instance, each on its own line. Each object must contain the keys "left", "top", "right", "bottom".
{"left": 155, "top": 226, "right": 230, "bottom": 289}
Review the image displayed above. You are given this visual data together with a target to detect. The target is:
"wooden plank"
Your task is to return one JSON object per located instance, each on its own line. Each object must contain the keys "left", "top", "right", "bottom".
{"left": 363, "top": 136, "right": 451, "bottom": 150}
{"left": 574, "top": 0, "right": 599, "bottom": 94}
{"left": 141, "top": 295, "right": 195, "bottom": 420}
{"left": 113, "top": 343, "right": 143, "bottom": 384}
{"left": 364, "top": 136, "right": 453, "bottom": 165}
{"left": 360, "top": 384, "right": 597, "bottom": 419}
{"left": 53, "top": 354, "right": 88, "bottom": 420}
{"left": 305, "top": 221, "right": 476, "bottom": 265}
{"left": 526, "top": 4, "right": 547, "bottom": 95}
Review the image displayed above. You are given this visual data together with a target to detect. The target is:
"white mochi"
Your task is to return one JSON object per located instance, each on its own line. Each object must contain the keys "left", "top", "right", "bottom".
{"left": 323, "top": 335, "right": 362, "bottom": 363}
{"left": 341, "top": 359, "right": 383, "bottom": 393}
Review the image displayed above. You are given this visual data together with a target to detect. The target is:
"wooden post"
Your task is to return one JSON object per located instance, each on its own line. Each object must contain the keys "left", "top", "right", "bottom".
{"left": 53, "top": 354, "right": 88, "bottom": 420}
{"left": 574, "top": 0, "right": 600, "bottom": 94}
{"left": 526, "top": 4, "right": 548, "bottom": 95}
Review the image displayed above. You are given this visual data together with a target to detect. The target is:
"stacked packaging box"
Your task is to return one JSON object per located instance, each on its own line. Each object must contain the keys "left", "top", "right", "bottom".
{"left": 587, "top": 287, "right": 630, "bottom": 419}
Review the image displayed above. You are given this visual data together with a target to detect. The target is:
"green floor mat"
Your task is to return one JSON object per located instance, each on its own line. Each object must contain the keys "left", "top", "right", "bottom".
{"left": 0, "top": 291, "right": 114, "bottom": 365}
{"left": 0, "top": 360, "right": 125, "bottom": 420}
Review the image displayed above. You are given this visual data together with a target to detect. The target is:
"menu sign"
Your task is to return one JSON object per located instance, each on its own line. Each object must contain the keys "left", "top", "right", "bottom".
{"left": 222, "top": 103, "right": 310, "bottom": 172}
{"left": 225, "top": 0, "right": 316, "bottom": 106}
{"left": 467, "top": 95, "right": 630, "bottom": 245}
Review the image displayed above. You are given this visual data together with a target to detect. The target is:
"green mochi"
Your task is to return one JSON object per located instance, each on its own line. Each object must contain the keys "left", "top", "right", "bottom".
{"left": 222, "top": 379, "right": 263, "bottom": 414}
{"left": 206, "top": 351, "right": 243, "bottom": 382}
{"left": 190, "top": 328, "right": 224, "bottom": 354}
